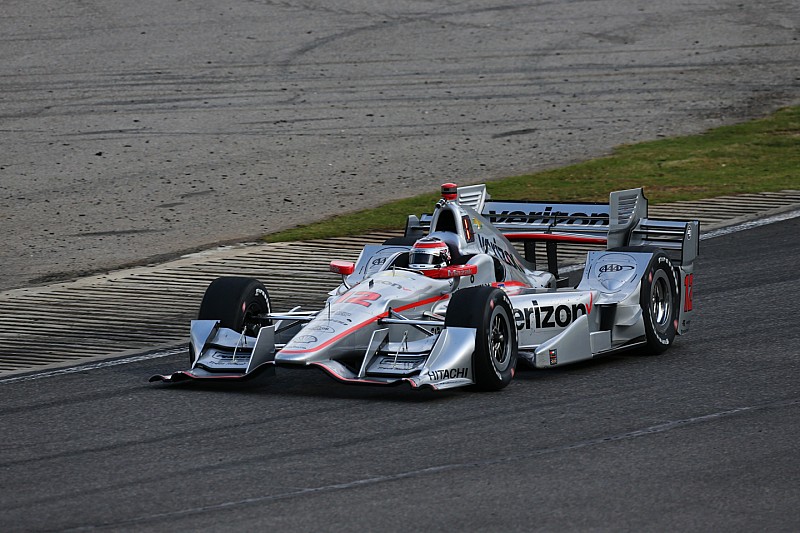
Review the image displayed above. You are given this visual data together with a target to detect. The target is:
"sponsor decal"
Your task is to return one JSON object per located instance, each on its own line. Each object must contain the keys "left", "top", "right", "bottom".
{"left": 514, "top": 300, "right": 591, "bottom": 330}
{"left": 599, "top": 263, "right": 634, "bottom": 273}
{"left": 292, "top": 335, "right": 317, "bottom": 344}
{"left": 487, "top": 208, "right": 609, "bottom": 226}
{"left": 209, "top": 351, "right": 248, "bottom": 363}
{"left": 307, "top": 325, "right": 336, "bottom": 333}
{"left": 595, "top": 253, "right": 639, "bottom": 291}
{"left": 422, "top": 264, "right": 478, "bottom": 279}
{"left": 255, "top": 288, "right": 268, "bottom": 302}
{"left": 427, "top": 367, "right": 469, "bottom": 381}
{"left": 549, "top": 349, "right": 558, "bottom": 366}
{"left": 476, "top": 233, "right": 524, "bottom": 272}
{"left": 374, "top": 279, "right": 411, "bottom": 291}
{"left": 377, "top": 358, "right": 421, "bottom": 371}
{"left": 364, "top": 251, "right": 403, "bottom": 276}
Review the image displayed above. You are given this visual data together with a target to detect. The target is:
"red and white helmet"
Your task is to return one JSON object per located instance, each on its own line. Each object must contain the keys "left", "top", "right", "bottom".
{"left": 409, "top": 236, "right": 451, "bottom": 270}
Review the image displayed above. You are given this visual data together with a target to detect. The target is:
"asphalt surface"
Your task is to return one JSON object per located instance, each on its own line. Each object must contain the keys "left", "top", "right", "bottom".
{"left": 2, "top": 0, "right": 800, "bottom": 291}
{"left": 1, "top": 217, "right": 798, "bottom": 532}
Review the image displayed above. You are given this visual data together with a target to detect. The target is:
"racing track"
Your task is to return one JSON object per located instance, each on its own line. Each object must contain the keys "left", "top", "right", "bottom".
{"left": 2, "top": 0, "right": 799, "bottom": 529}
{"left": 1, "top": 216, "right": 798, "bottom": 531}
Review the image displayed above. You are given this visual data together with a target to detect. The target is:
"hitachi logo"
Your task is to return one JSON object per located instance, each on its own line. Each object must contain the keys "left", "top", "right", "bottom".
{"left": 427, "top": 368, "right": 468, "bottom": 381}
{"left": 487, "top": 208, "right": 609, "bottom": 226}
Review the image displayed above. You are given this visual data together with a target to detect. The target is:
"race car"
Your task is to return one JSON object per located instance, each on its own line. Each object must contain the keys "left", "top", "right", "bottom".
{"left": 150, "top": 183, "right": 699, "bottom": 391}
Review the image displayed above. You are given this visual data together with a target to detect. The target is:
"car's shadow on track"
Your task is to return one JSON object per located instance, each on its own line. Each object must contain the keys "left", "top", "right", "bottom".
{"left": 148, "top": 366, "right": 458, "bottom": 403}
{"left": 147, "top": 345, "right": 659, "bottom": 402}
{"left": 512, "top": 350, "right": 643, "bottom": 381}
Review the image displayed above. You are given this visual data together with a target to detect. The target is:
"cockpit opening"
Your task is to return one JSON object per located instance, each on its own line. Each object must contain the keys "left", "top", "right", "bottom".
{"left": 432, "top": 208, "right": 457, "bottom": 233}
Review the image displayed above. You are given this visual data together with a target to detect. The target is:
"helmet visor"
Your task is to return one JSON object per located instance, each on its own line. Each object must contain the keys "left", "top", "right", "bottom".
{"left": 409, "top": 251, "right": 445, "bottom": 267}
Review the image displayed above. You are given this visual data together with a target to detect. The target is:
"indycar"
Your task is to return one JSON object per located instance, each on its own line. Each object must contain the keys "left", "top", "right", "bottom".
{"left": 151, "top": 183, "right": 699, "bottom": 391}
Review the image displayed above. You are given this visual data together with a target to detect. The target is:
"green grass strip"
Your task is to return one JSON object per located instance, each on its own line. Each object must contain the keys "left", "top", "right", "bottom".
{"left": 265, "top": 106, "right": 800, "bottom": 243}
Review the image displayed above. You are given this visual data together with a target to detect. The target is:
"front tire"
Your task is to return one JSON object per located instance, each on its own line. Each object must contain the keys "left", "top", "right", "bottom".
{"left": 198, "top": 277, "right": 271, "bottom": 337}
{"left": 445, "top": 286, "right": 518, "bottom": 391}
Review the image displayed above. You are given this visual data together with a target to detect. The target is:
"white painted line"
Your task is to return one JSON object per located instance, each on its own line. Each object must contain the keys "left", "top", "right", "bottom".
{"left": 0, "top": 347, "right": 185, "bottom": 384}
{"left": 700, "top": 207, "right": 800, "bottom": 240}
{"left": 62, "top": 396, "right": 800, "bottom": 531}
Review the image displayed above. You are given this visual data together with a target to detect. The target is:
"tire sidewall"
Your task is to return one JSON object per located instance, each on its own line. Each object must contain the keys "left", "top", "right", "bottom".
{"left": 480, "top": 295, "right": 516, "bottom": 379}
{"left": 641, "top": 254, "right": 678, "bottom": 353}
{"left": 446, "top": 286, "right": 518, "bottom": 391}
{"left": 198, "top": 277, "right": 270, "bottom": 334}
{"left": 239, "top": 283, "right": 270, "bottom": 335}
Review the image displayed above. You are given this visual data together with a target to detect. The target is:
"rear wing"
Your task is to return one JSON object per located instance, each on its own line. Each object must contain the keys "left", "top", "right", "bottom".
{"left": 405, "top": 184, "right": 699, "bottom": 270}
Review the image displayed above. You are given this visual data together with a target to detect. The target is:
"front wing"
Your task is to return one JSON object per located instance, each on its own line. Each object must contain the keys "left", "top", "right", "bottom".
{"left": 150, "top": 320, "right": 479, "bottom": 391}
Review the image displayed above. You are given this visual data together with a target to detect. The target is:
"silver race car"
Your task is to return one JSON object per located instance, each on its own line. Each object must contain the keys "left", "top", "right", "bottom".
{"left": 151, "top": 183, "right": 699, "bottom": 391}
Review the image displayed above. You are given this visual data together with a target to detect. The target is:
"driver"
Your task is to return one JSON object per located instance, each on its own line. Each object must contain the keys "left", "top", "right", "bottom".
{"left": 408, "top": 236, "right": 451, "bottom": 270}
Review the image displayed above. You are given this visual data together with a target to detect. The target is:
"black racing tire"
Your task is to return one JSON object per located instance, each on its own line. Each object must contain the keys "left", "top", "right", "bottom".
{"left": 445, "top": 286, "right": 518, "bottom": 391}
{"left": 611, "top": 247, "right": 679, "bottom": 354}
{"left": 198, "top": 276, "right": 271, "bottom": 337}
{"left": 640, "top": 252, "right": 679, "bottom": 354}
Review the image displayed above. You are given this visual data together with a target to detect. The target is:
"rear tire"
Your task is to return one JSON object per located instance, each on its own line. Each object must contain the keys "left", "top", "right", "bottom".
{"left": 198, "top": 277, "right": 271, "bottom": 337}
{"left": 607, "top": 247, "right": 680, "bottom": 354}
{"left": 640, "top": 252, "right": 679, "bottom": 354}
{"left": 445, "top": 286, "right": 518, "bottom": 391}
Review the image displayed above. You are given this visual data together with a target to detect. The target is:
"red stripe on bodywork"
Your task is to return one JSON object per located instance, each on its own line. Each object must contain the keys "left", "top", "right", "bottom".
{"left": 491, "top": 281, "right": 529, "bottom": 288}
{"left": 505, "top": 233, "right": 607, "bottom": 244}
{"left": 394, "top": 294, "right": 450, "bottom": 313}
{"left": 279, "top": 294, "right": 449, "bottom": 354}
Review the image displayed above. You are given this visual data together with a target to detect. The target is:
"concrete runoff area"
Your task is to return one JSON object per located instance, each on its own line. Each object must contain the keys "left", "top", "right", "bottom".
{"left": 1, "top": 0, "right": 799, "bottom": 292}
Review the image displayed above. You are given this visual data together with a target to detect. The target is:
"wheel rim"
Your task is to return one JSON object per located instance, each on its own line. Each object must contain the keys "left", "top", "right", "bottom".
{"left": 243, "top": 301, "right": 265, "bottom": 336}
{"left": 650, "top": 271, "right": 673, "bottom": 332}
{"left": 489, "top": 309, "right": 511, "bottom": 371}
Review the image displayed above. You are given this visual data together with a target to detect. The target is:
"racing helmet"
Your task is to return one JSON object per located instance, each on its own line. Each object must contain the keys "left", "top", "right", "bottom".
{"left": 408, "top": 236, "right": 451, "bottom": 270}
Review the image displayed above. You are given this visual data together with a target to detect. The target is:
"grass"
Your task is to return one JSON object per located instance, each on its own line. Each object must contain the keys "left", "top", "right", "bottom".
{"left": 265, "top": 106, "right": 800, "bottom": 242}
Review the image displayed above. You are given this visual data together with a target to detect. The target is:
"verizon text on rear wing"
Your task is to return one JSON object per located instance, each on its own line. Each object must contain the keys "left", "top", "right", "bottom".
{"left": 406, "top": 184, "right": 698, "bottom": 270}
